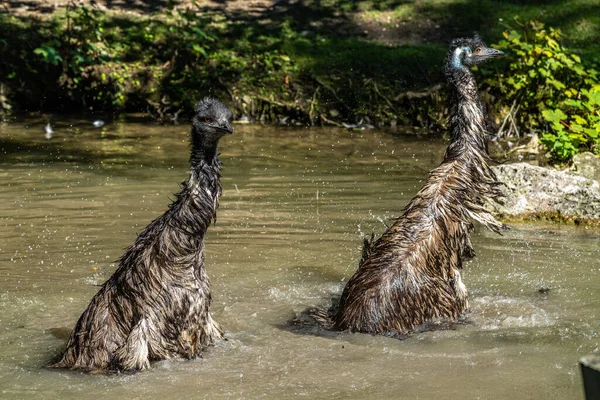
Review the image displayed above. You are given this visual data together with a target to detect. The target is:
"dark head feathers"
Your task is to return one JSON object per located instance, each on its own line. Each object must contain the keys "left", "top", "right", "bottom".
{"left": 190, "top": 97, "right": 233, "bottom": 158}
{"left": 195, "top": 97, "right": 233, "bottom": 121}
{"left": 193, "top": 97, "right": 234, "bottom": 134}
{"left": 445, "top": 35, "right": 504, "bottom": 72}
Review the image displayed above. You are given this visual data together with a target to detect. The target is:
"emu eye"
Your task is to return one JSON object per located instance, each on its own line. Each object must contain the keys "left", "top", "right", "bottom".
{"left": 204, "top": 118, "right": 214, "bottom": 124}
{"left": 473, "top": 47, "right": 482, "bottom": 55}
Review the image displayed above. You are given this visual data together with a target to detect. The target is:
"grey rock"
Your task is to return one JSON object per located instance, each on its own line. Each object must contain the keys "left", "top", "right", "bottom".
{"left": 491, "top": 163, "right": 600, "bottom": 222}
{"left": 572, "top": 152, "right": 600, "bottom": 182}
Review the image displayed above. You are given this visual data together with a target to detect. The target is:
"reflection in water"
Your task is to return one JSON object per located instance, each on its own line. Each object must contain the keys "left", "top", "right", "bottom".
{"left": 0, "top": 118, "right": 598, "bottom": 399}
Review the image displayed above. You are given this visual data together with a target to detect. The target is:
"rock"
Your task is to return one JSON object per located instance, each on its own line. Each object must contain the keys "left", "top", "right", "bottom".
{"left": 491, "top": 163, "right": 600, "bottom": 223}
{"left": 572, "top": 152, "right": 600, "bottom": 182}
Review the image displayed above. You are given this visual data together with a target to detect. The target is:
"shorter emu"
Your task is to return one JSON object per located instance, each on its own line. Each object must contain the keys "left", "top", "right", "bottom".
{"left": 52, "top": 98, "right": 233, "bottom": 372}
{"left": 315, "top": 37, "right": 505, "bottom": 337}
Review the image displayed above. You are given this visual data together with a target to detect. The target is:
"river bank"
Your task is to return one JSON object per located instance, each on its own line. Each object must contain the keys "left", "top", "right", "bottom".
{"left": 1, "top": 0, "right": 598, "bottom": 128}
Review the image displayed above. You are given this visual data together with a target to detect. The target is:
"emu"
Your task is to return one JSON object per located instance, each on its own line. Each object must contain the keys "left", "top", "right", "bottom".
{"left": 323, "top": 37, "right": 505, "bottom": 337}
{"left": 52, "top": 98, "right": 233, "bottom": 372}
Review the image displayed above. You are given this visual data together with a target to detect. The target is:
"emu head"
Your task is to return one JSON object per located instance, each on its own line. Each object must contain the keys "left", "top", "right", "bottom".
{"left": 446, "top": 36, "right": 504, "bottom": 71}
{"left": 191, "top": 97, "right": 234, "bottom": 154}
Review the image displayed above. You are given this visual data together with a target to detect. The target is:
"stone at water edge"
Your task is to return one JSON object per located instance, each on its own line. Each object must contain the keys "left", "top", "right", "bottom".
{"left": 572, "top": 152, "right": 600, "bottom": 182}
{"left": 491, "top": 163, "right": 600, "bottom": 222}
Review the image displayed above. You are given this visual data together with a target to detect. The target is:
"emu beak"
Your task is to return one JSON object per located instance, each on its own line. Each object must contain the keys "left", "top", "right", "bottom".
{"left": 485, "top": 48, "right": 504, "bottom": 58}
{"left": 216, "top": 121, "right": 234, "bottom": 134}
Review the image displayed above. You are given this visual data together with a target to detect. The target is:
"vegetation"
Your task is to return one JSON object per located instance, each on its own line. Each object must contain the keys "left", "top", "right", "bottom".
{"left": 0, "top": 2, "right": 443, "bottom": 124}
{"left": 482, "top": 20, "right": 599, "bottom": 163}
{"left": 1, "top": 4, "right": 220, "bottom": 117}
{"left": 1, "top": 0, "right": 599, "bottom": 163}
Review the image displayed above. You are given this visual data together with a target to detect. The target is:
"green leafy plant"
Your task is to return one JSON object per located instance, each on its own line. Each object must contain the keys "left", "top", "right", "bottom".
{"left": 33, "top": 43, "right": 63, "bottom": 65}
{"left": 17, "top": 0, "right": 220, "bottom": 113}
{"left": 540, "top": 86, "right": 600, "bottom": 162}
{"left": 1, "top": 1, "right": 443, "bottom": 124}
{"left": 483, "top": 19, "right": 599, "bottom": 163}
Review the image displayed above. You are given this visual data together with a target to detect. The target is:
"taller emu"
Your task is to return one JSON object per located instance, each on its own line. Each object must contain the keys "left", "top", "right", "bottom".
{"left": 331, "top": 37, "right": 505, "bottom": 337}
{"left": 52, "top": 98, "right": 233, "bottom": 371}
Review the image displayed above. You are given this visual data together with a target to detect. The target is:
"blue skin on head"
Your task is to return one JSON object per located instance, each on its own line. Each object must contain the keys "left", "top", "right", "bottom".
{"left": 447, "top": 39, "right": 504, "bottom": 72}
{"left": 452, "top": 47, "right": 472, "bottom": 69}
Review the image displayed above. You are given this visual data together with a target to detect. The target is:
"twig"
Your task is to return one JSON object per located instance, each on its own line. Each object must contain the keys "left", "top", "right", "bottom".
{"left": 309, "top": 87, "right": 320, "bottom": 125}
{"left": 0, "top": 83, "right": 11, "bottom": 112}
{"left": 319, "top": 114, "right": 344, "bottom": 127}
{"left": 371, "top": 81, "right": 396, "bottom": 111}
{"left": 393, "top": 84, "right": 443, "bottom": 101}
{"left": 255, "top": 95, "right": 289, "bottom": 108}
{"left": 560, "top": 120, "right": 572, "bottom": 130}
{"left": 497, "top": 99, "right": 517, "bottom": 138}
{"left": 315, "top": 78, "right": 351, "bottom": 111}
{"left": 508, "top": 103, "right": 520, "bottom": 137}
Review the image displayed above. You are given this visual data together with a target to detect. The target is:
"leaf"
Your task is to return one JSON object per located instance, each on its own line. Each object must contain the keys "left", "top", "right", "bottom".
{"left": 33, "top": 47, "right": 48, "bottom": 57}
{"left": 547, "top": 78, "right": 565, "bottom": 90}
{"left": 547, "top": 37, "right": 559, "bottom": 50}
{"left": 586, "top": 90, "right": 600, "bottom": 106}
{"left": 584, "top": 128, "right": 598, "bottom": 139}
{"left": 570, "top": 124, "right": 584, "bottom": 133}
{"left": 191, "top": 44, "right": 207, "bottom": 57}
{"left": 573, "top": 66, "right": 586, "bottom": 76}
{"left": 192, "top": 26, "right": 214, "bottom": 41}
{"left": 542, "top": 108, "right": 567, "bottom": 124}
{"left": 73, "top": 54, "right": 86, "bottom": 64}
{"left": 564, "top": 99, "right": 581, "bottom": 107}
{"left": 33, "top": 45, "right": 63, "bottom": 65}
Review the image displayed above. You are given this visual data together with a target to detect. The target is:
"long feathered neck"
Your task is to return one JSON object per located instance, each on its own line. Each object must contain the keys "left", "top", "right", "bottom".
{"left": 444, "top": 67, "right": 487, "bottom": 162}
{"left": 399, "top": 61, "right": 503, "bottom": 235}
{"left": 436, "top": 63, "right": 504, "bottom": 233}
{"left": 180, "top": 142, "right": 222, "bottom": 234}
{"left": 116, "top": 145, "right": 222, "bottom": 271}
{"left": 191, "top": 135, "right": 221, "bottom": 165}
{"left": 115, "top": 136, "right": 223, "bottom": 273}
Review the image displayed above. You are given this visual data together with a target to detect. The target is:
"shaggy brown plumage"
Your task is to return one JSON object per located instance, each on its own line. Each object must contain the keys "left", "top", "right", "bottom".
{"left": 51, "top": 98, "right": 233, "bottom": 371}
{"left": 321, "top": 37, "right": 505, "bottom": 337}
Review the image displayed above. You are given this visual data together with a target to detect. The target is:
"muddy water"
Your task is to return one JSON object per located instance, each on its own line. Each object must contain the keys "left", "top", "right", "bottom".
{"left": 0, "top": 117, "right": 598, "bottom": 399}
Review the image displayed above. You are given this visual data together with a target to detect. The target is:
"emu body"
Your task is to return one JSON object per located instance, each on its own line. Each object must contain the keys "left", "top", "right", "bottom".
{"left": 53, "top": 98, "right": 233, "bottom": 371}
{"left": 331, "top": 38, "right": 505, "bottom": 336}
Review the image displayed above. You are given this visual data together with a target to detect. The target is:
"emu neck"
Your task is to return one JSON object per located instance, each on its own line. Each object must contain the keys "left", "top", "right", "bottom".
{"left": 175, "top": 143, "right": 222, "bottom": 237}
{"left": 444, "top": 68, "right": 487, "bottom": 161}
{"left": 190, "top": 137, "right": 220, "bottom": 166}
{"left": 187, "top": 146, "right": 221, "bottom": 215}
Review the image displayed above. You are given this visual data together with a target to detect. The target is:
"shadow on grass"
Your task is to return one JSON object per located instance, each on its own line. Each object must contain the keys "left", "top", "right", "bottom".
{"left": 1, "top": 0, "right": 598, "bottom": 122}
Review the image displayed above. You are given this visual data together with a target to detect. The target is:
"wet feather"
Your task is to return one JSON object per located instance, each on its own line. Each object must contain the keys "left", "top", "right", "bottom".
{"left": 51, "top": 98, "right": 233, "bottom": 372}
{"left": 324, "top": 37, "right": 505, "bottom": 336}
